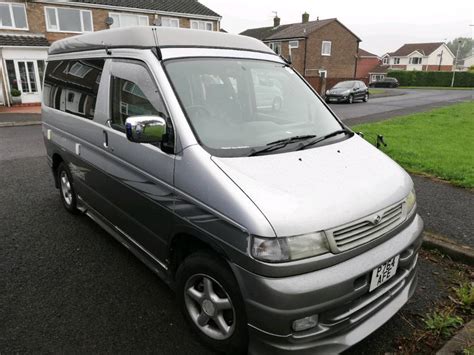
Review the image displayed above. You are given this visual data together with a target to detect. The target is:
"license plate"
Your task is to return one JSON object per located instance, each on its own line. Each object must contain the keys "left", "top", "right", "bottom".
{"left": 329, "top": 98, "right": 337, "bottom": 102}
{"left": 369, "top": 255, "right": 399, "bottom": 292}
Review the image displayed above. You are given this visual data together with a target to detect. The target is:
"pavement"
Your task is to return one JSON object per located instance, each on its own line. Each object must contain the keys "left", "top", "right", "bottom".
{"left": 0, "top": 125, "right": 471, "bottom": 354}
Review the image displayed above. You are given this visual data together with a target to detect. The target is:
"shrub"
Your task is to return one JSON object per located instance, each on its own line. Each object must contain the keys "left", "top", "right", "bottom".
{"left": 388, "top": 70, "right": 474, "bottom": 87}
{"left": 10, "top": 88, "right": 21, "bottom": 97}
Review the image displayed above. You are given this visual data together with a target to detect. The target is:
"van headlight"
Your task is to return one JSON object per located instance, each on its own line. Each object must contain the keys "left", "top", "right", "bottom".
{"left": 251, "top": 232, "right": 329, "bottom": 263}
{"left": 406, "top": 188, "right": 416, "bottom": 214}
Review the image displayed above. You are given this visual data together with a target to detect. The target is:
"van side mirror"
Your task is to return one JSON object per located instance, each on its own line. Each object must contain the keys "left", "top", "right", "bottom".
{"left": 125, "top": 115, "right": 167, "bottom": 144}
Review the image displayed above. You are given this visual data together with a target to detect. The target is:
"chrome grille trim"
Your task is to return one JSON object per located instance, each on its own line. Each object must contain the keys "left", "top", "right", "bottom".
{"left": 326, "top": 201, "right": 406, "bottom": 253}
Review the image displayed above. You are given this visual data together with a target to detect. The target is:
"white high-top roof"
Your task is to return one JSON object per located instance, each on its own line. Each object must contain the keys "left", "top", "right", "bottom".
{"left": 49, "top": 26, "right": 275, "bottom": 56}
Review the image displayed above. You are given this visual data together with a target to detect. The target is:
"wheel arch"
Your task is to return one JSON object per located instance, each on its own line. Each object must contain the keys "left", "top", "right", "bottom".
{"left": 52, "top": 153, "right": 64, "bottom": 188}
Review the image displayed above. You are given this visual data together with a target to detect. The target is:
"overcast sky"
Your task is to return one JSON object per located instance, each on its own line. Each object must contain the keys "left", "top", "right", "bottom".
{"left": 200, "top": 0, "right": 473, "bottom": 55}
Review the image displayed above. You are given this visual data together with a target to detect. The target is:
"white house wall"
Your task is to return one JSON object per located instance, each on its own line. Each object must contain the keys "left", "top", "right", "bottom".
{"left": 426, "top": 45, "right": 454, "bottom": 66}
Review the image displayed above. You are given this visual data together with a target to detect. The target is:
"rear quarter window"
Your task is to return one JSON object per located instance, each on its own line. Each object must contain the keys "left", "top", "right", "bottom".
{"left": 43, "top": 59, "right": 105, "bottom": 119}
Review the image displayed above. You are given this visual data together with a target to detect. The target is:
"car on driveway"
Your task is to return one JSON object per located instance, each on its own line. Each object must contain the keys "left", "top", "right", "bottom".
{"left": 369, "top": 77, "right": 400, "bottom": 88}
{"left": 325, "top": 80, "right": 369, "bottom": 104}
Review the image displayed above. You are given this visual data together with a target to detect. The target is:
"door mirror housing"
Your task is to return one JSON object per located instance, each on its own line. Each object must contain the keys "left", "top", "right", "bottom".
{"left": 125, "top": 115, "right": 167, "bottom": 144}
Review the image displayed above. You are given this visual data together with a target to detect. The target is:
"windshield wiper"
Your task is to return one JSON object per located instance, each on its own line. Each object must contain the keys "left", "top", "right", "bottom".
{"left": 297, "top": 129, "right": 354, "bottom": 151}
{"left": 249, "top": 135, "right": 316, "bottom": 156}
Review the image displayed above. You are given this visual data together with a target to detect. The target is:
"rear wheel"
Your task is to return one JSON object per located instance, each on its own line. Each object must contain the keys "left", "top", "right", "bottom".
{"left": 57, "top": 162, "right": 79, "bottom": 214}
{"left": 176, "top": 252, "right": 248, "bottom": 354}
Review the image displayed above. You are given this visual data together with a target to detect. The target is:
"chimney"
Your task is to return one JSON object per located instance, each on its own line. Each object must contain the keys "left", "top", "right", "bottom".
{"left": 273, "top": 15, "right": 281, "bottom": 28}
{"left": 302, "top": 12, "right": 309, "bottom": 23}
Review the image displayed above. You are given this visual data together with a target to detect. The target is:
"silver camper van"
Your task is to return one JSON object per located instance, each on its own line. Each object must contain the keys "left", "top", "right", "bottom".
{"left": 42, "top": 27, "right": 423, "bottom": 354}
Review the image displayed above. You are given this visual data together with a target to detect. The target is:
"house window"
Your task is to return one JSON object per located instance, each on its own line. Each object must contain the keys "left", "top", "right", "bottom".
{"left": 393, "top": 57, "right": 400, "bottom": 65}
{"left": 45, "top": 7, "right": 93, "bottom": 33}
{"left": 319, "top": 69, "right": 327, "bottom": 79}
{"left": 289, "top": 40, "right": 299, "bottom": 49}
{"left": 321, "top": 41, "right": 332, "bottom": 56}
{"left": 69, "top": 62, "right": 92, "bottom": 78}
{"left": 409, "top": 57, "right": 422, "bottom": 64}
{"left": 0, "top": 3, "right": 28, "bottom": 30}
{"left": 110, "top": 13, "right": 148, "bottom": 28}
{"left": 268, "top": 42, "right": 282, "bottom": 55}
{"left": 190, "top": 20, "right": 213, "bottom": 31}
{"left": 371, "top": 74, "right": 385, "bottom": 82}
{"left": 161, "top": 17, "right": 179, "bottom": 28}
{"left": 382, "top": 57, "right": 388, "bottom": 65}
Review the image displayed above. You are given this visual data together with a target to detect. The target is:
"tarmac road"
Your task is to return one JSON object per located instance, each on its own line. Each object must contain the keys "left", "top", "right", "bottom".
{"left": 1, "top": 125, "right": 472, "bottom": 354}
{"left": 329, "top": 88, "right": 473, "bottom": 125}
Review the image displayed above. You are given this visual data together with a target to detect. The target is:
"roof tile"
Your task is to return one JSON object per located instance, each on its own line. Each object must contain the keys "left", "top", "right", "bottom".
{"left": 71, "top": 0, "right": 220, "bottom": 17}
{"left": 0, "top": 34, "right": 50, "bottom": 47}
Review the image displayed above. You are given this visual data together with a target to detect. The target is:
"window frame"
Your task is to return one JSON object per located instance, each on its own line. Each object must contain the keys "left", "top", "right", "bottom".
{"left": 318, "top": 69, "right": 327, "bottom": 79}
{"left": 267, "top": 42, "right": 282, "bottom": 55}
{"left": 0, "top": 2, "right": 28, "bottom": 30}
{"left": 190, "top": 20, "right": 213, "bottom": 31}
{"left": 289, "top": 40, "right": 299, "bottom": 49}
{"left": 109, "top": 12, "right": 149, "bottom": 28}
{"left": 393, "top": 57, "right": 400, "bottom": 65}
{"left": 161, "top": 17, "right": 180, "bottom": 28}
{"left": 44, "top": 6, "right": 93, "bottom": 33}
{"left": 321, "top": 41, "right": 332, "bottom": 56}
{"left": 409, "top": 57, "right": 422, "bottom": 65}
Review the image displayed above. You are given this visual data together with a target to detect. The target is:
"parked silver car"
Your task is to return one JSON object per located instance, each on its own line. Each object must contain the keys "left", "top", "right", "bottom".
{"left": 42, "top": 27, "right": 423, "bottom": 354}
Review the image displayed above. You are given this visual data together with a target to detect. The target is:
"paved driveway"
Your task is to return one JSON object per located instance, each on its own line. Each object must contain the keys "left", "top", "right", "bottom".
{"left": 329, "top": 88, "right": 473, "bottom": 125}
{"left": 1, "top": 125, "right": 472, "bottom": 354}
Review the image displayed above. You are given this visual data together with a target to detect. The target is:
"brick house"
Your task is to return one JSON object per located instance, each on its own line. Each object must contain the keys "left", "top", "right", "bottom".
{"left": 0, "top": 0, "right": 221, "bottom": 106}
{"left": 382, "top": 42, "right": 455, "bottom": 72}
{"left": 355, "top": 48, "right": 379, "bottom": 81}
{"left": 240, "top": 14, "right": 361, "bottom": 86}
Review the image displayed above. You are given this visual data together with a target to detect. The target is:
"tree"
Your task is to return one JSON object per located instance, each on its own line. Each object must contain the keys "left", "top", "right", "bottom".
{"left": 447, "top": 37, "right": 473, "bottom": 60}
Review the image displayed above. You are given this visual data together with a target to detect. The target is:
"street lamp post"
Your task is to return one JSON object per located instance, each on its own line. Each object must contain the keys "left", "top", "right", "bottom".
{"left": 450, "top": 40, "right": 462, "bottom": 87}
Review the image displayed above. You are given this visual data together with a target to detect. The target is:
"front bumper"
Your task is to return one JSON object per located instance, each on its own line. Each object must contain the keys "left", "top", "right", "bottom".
{"left": 325, "top": 95, "right": 349, "bottom": 103}
{"left": 232, "top": 214, "right": 424, "bottom": 354}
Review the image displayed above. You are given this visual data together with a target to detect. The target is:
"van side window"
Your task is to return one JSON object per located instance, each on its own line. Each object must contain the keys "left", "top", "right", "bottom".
{"left": 110, "top": 76, "right": 164, "bottom": 131}
{"left": 43, "top": 59, "right": 104, "bottom": 119}
{"left": 44, "top": 60, "right": 69, "bottom": 110}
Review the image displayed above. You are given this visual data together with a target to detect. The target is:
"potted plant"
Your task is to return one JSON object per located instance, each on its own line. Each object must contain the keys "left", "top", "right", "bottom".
{"left": 10, "top": 89, "right": 22, "bottom": 105}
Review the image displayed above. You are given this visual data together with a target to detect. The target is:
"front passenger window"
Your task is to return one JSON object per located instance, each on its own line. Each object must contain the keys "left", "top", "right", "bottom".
{"left": 110, "top": 76, "right": 163, "bottom": 131}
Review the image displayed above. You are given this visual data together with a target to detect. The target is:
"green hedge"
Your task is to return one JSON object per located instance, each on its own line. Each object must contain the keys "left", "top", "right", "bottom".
{"left": 388, "top": 70, "right": 474, "bottom": 87}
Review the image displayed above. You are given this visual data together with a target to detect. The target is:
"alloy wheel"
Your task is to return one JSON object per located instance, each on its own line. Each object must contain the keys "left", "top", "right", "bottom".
{"left": 184, "top": 274, "right": 236, "bottom": 340}
{"left": 60, "top": 170, "right": 73, "bottom": 206}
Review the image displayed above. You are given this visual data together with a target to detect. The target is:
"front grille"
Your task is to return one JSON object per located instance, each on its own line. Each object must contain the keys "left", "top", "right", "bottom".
{"left": 327, "top": 202, "right": 404, "bottom": 252}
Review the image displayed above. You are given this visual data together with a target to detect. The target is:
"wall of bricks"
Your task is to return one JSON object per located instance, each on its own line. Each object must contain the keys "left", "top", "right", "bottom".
{"left": 1, "top": 2, "right": 219, "bottom": 43}
{"left": 304, "top": 21, "right": 359, "bottom": 78}
{"left": 356, "top": 57, "right": 380, "bottom": 79}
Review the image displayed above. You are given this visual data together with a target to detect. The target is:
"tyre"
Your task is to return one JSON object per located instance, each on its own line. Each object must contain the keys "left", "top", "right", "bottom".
{"left": 57, "top": 162, "right": 79, "bottom": 214}
{"left": 363, "top": 93, "right": 369, "bottom": 102}
{"left": 176, "top": 252, "right": 248, "bottom": 354}
{"left": 348, "top": 95, "right": 354, "bottom": 104}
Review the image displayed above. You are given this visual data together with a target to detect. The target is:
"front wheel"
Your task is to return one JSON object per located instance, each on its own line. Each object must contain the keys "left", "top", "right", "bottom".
{"left": 176, "top": 252, "right": 248, "bottom": 354}
{"left": 348, "top": 95, "right": 354, "bottom": 104}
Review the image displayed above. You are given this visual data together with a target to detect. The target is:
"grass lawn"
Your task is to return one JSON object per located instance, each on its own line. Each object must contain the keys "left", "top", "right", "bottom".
{"left": 353, "top": 101, "right": 474, "bottom": 188}
{"left": 369, "top": 88, "right": 386, "bottom": 95}
{"left": 399, "top": 86, "right": 473, "bottom": 90}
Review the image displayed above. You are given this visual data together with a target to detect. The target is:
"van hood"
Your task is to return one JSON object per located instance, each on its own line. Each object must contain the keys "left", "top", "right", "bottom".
{"left": 211, "top": 135, "right": 412, "bottom": 237}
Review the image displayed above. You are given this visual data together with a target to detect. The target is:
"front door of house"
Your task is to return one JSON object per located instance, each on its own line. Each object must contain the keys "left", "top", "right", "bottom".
{"left": 16, "top": 60, "right": 41, "bottom": 103}
{"left": 6, "top": 60, "right": 43, "bottom": 104}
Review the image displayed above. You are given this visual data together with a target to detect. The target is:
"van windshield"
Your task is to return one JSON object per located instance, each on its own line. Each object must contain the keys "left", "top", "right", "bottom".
{"left": 165, "top": 58, "right": 343, "bottom": 156}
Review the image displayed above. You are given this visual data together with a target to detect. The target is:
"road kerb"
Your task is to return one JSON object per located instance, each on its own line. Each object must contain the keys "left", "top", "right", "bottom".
{"left": 0, "top": 121, "right": 42, "bottom": 128}
{"left": 423, "top": 232, "right": 474, "bottom": 266}
{"left": 436, "top": 320, "right": 474, "bottom": 355}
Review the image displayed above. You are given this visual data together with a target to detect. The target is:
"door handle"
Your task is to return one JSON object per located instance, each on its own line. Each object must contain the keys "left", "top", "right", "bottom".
{"left": 103, "top": 130, "right": 109, "bottom": 148}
